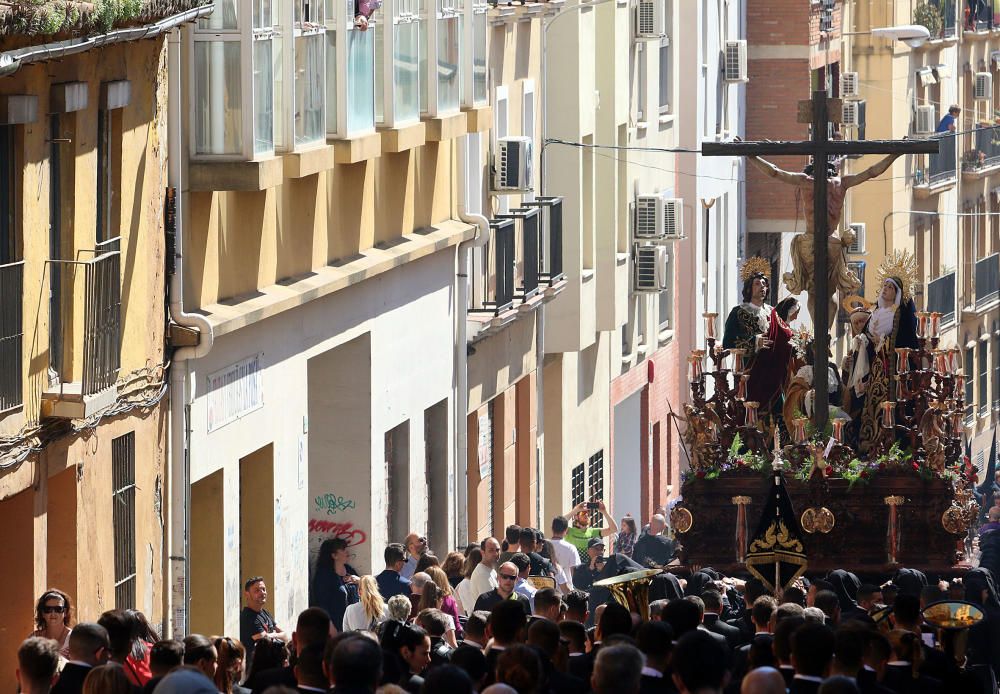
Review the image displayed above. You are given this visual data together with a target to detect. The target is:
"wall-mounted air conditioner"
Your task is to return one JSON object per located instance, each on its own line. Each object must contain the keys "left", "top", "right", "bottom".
{"left": 493, "top": 136, "right": 533, "bottom": 192}
{"left": 847, "top": 222, "right": 866, "bottom": 254}
{"left": 724, "top": 40, "right": 748, "bottom": 82}
{"left": 841, "top": 72, "right": 859, "bottom": 99}
{"left": 975, "top": 72, "right": 993, "bottom": 101}
{"left": 634, "top": 244, "right": 669, "bottom": 292}
{"left": 635, "top": 0, "right": 665, "bottom": 39}
{"left": 914, "top": 105, "right": 936, "bottom": 135}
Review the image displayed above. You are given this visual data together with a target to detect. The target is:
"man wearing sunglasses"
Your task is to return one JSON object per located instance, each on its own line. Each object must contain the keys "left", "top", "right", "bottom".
{"left": 50, "top": 624, "right": 110, "bottom": 694}
{"left": 472, "top": 561, "right": 530, "bottom": 615}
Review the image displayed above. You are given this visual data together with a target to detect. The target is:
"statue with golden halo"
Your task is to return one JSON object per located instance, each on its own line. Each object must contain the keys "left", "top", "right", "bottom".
{"left": 846, "top": 251, "right": 920, "bottom": 453}
{"left": 724, "top": 258, "right": 800, "bottom": 421}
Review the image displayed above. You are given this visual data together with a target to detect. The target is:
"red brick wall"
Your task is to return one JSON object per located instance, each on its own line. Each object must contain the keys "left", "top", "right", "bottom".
{"left": 609, "top": 339, "right": 682, "bottom": 524}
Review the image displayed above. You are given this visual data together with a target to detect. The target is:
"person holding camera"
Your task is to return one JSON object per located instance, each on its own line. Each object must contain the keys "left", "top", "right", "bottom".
{"left": 401, "top": 533, "right": 429, "bottom": 580}
{"left": 562, "top": 501, "right": 619, "bottom": 565}
{"left": 571, "top": 538, "right": 607, "bottom": 592}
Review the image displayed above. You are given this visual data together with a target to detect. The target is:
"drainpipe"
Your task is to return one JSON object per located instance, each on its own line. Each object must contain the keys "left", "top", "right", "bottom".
{"left": 455, "top": 131, "right": 490, "bottom": 548}
{"left": 166, "top": 25, "right": 215, "bottom": 638}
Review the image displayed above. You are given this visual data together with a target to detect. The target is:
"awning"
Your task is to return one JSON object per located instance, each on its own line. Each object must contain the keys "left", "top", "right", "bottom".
{"left": 917, "top": 67, "right": 937, "bottom": 87}
{"left": 932, "top": 63, "right": 951, "bottom": 80}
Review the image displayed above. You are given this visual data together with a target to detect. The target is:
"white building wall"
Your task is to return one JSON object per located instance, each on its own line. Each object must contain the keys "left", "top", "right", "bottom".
{"left": 185, "top": 250, "right": 457, "bottom": 637}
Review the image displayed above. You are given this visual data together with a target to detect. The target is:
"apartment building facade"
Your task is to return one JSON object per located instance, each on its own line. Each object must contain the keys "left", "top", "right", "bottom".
{"left": 842, "top": 0, "right": 999, "bottom": 473}
{"left": 0, "top": 3, "right": 211, "bottom": 684}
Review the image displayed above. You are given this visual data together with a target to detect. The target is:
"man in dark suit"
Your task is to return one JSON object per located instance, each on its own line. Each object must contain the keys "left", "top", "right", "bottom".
{"left": 670, "top": 630, "right": 729, "bottom": 694}
{"left": 293, "top": 643, "right": 328, "bottom": 693}
{"left": 527, "top": 619, "right": 585, "bottom": 694}
{"left": 142, "top": 639, "right": 184, "bottom": 694}
{"left": 250, "top": 608, "right": 332, "bottom": 694}
{"left": 789, "top": 622, "right": 834, "bottom": 694}
{"left": 631, "top": 514, "right": 675, "bottom": 568}
{"left": 483, "top": 601, "right": 528, "bottom": 687}
{"left": 376, "top": 543, "right": 412, "bottom": 600}
{"left": 51, "top": 623, "right": 110, "bottom": 694}
{"left": 678, "top": 596, "right": 730, "bottom": 658}
{"left": 558, "top": 620, "right": 592, "bottom": 684}
{"left": 701, "top": 590, "right": 743, "bottom": 649}
{"left": 635, "top": 620, "right": 676, "bottom": 693}
{"left": 892, "top": 593, "right": 960, "bottom": 689}
{"left": 324, "top": 633, "right": 382, "bottom": 693}
{"left": 773, "top": 615, "right": 805, "bottom": 688}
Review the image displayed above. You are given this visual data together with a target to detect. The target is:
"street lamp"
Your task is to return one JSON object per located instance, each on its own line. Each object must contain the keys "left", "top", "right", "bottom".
{"left": 842, "top": 25, "right": 931, "bottom": 48}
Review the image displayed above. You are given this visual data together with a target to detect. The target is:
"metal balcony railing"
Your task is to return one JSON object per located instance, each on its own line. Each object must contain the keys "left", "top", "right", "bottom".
{"left": 471, "top": 219, "right": 516, "bottom": 316}
{"left": 523, "top": 196, "right": 565, "bottom": 285}
{"left": 917, "top": 0, "right": 957, "bottom": 38}
{"left": 497, "top": 207, "right": 541, "bottom": 301}
{"left": 0, "top": 260, "right": 23, "bottom": 413}
{"left": 50, "top": 248, "right": 122, "bottom": 397}
{"left": 928, "top": 133, "right": 957, "bottom": 184}
{"left": 975, "top": 253, "right": 999, "bottom": 311}
{"left": 926, "top": 271, "right": 956, "bottom": 325}
{"left": 964, "top": 126, "right": 1000, "bottom": 170}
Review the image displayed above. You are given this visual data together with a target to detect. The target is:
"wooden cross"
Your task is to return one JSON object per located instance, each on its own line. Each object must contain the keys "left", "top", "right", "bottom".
{"left": 702, "top": 90, "right": 939, "bottom": 434}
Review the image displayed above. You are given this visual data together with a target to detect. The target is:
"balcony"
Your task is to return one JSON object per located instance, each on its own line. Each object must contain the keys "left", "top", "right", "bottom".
{"left": 926, "top": 271, "right": 956, "bottom": 327}
{"left": 915, "top": 0, "right": 957, "bottom": 41}
{"left": 913, "top": 133, "right": 957, "bottom": 197}
{"left": 42, "top": 247, "right": 122, "bottom": 419}
{"left": 975, "top": 253, "right": 999, "bottom": 312}
{"left": 964, "top": 0, "right": 994, "bottom": 34}
{"left": 468, "top": 198, "right": 566, "bottom": 342}
{"left": 961, "top": 126, "right": 1000, "bottom": 180}
{"left": 0, "top": 261, "right": 23, "bottom": 415}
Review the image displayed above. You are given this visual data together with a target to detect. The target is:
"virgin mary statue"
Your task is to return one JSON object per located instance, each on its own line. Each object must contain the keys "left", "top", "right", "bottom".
{"left": 849, "top": 252, "right": 919, "bottom": 454}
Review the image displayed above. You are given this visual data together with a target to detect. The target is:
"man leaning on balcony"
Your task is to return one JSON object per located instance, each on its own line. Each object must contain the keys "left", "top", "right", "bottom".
{"left": 937, "top": 105, "right": 961, "bottom": 133}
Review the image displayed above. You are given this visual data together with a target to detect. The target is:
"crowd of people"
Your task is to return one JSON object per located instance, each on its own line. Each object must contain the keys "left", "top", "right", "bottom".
{"left": 14, "top": 502, "right": 1000, "bottom": 694}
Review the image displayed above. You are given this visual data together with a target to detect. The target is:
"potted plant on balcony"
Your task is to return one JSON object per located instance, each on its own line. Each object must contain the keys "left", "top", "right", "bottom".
{"left": 915, "top": 1, "right": 944, "bottom": 38}
{"left": 962, "top": 148, "right": 986, "bottom": 171}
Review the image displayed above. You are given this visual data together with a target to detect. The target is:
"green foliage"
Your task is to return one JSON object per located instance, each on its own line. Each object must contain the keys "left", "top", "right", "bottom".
{"left": 914, "top": 2, "right": 943, "bottom": 38}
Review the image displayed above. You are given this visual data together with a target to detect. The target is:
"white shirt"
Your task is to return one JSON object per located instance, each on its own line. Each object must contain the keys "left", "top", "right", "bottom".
{"left": 401, "top": 555, "right": 418, "bottom": 580}
{"left": 342, "top": 602, "right": 389, "bottom": 632}
{"left": 456, "top": 578, "right": 478, "bottom": 616}
{"left": 471, "top": 563, "right": 498, "bottom": 599}
{"left": 550, "top": 537, "right": 582, "bottom": 580}
{"left": 641, "top": 666, "right": 663, "bottom": 678}
{"left": 515, "top": 578, "right": 537, "bottom": 611}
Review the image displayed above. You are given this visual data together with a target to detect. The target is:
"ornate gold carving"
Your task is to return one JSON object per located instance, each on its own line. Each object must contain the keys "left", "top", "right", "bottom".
{"left": 877, "top": 249, "right": 919, "bottom": 300}
{"left": 800, "top": 507, "right": 836, "bottom": 534}
{"left": 731, "top": 496, "right": 752, "bottom": 505}
{"left": 670, "top": 507, "right": 693, "bottom": 534}
{"left": 884, "top": 495, "right": 906, "bottom": 506}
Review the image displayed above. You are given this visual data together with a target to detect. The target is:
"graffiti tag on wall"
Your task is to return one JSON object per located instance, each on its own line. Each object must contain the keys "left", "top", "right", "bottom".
{"left": 308, "top": 519, "right": 368, "bottom": 547}
{"left": 314, "top": 492, "right": 356, "bottom": 516}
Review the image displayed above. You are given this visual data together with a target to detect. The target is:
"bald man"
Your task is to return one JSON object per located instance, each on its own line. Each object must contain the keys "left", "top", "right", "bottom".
{"left": 741, "top": 667, "right": 788, "bottom": 694}
{"left": 473, "top": 561, "right": 531, "bottom": 615}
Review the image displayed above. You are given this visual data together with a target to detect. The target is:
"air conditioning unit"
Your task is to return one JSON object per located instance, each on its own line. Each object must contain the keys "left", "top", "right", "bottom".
{"left": 847, "top": 222, "right": 866, "bottom": 254}
{"left": 842, "top": 101, "right": 860, "bottom": 128}
{"left": 841, "top": 72, "right": 859, "bottom": 99}
{"left": 634, "top": 244, "right": 670, "bottom": 292}
{"left": 634, "top": 194, "right": 684, "bottom": 240}
{"left": 635, "top": 0, "right": 664, "bottom": 39}
{"left": 493, "top": 136, "right": 533, "bottom": 192}
{"left": 975, "top": 72, "right": 993, "bottom": 101}
{"left": 914, "top": 105, "right": 936, "bottom": 135}
{"left": 724, "top": 40, "right": 748, "bottom": 82}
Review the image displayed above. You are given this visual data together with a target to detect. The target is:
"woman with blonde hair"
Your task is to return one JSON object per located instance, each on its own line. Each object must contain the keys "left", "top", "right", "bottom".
{"left": 82, "top": 663, "right": 134, "bottom": 694}
{"left": 342, "top": 575, "right": 389, "bottom": 631}
{"left": 425, "top": 566, "right": 463, "bottom": 638}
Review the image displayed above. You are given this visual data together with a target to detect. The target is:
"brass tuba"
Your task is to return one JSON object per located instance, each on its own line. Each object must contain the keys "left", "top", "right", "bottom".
{"left": 921, "top": 600, "right": 985, "bottom": 667}
{"left": 593, "top": 569, "right": 662, "bottom": 622}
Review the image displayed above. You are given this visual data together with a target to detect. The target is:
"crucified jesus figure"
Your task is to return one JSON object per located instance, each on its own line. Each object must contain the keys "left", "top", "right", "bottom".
{"left": 747, "top": 153, "right": 901, "bottom": 330}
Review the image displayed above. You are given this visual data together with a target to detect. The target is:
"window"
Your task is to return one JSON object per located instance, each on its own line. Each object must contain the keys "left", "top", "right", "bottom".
{"left": 658, "top": 35, "right": 670, "bottom": 114}
{"left": 980, "top": 340, "right": 989, "bottom": 416}
{"left": 966, "top": 346, "right": 975, "bottom": 423}
{"left": 326, "top": 0, "right": 376, "bottom": 138}
{"left": 522, "top": 81, "right": 535, "bottom": 202}
{"left": 0, "top": 124, "right": 15, "bottom": 264}
{"left": 495, "top": 86, "right": 509, "bottom": 215}
{"left": 377, "top": 0, "right": 422, "bottom": 127}
{"left": 192, "top": 0, "right": 276, "bottom": 158}
{"left": 658, "top": 286, "right": 671, "bottom": 331}
{"left": 463, "top": 0, "right": 488, "bottom": 107}
{"left": 426, "top": 0, "right": 461, "bottom": 116}
{"left": 994, "top": 331, "right": 999, "bottom": 409}
{"left": 636, "top": 42, "right": 647, "bottom": 122}
{"left": 96, "top": 107, "right": 123, "bottom": 245}
{"left": 112, "top": 432, "right": 136, "bottom": 609}
{"left": 637, "top": 295, "right": 647, "bottom": 347}
{"left": 571, "top": 463, "right": 586, "bottom": 509}
{"left": 291, "top": 0, "right": 326, "bottom": 147}
{"left": 587, "top": 451, "right": 605, "bottom": 527}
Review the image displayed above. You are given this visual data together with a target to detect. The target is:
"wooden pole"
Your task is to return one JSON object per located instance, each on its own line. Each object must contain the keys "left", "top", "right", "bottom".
{"left": 812, "top": 90, "right": 830, "bottom": 436}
